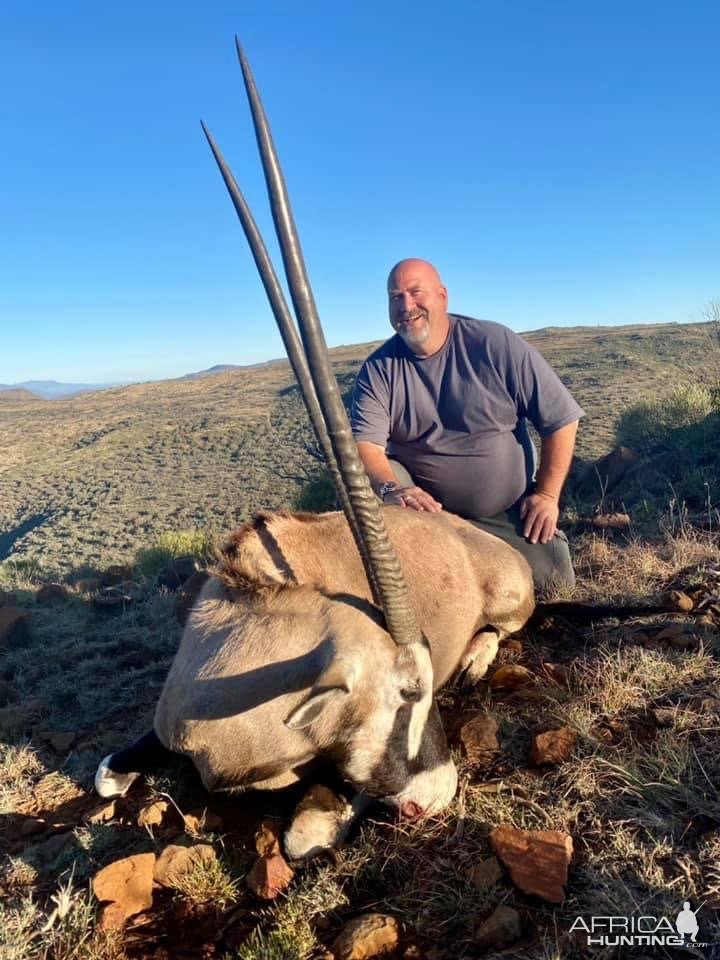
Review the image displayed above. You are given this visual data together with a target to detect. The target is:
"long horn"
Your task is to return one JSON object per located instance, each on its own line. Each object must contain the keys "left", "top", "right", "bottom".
{"left": 201, "top": 121, "right": 379, "bottom": 601}
{"left": 227, "top": 39, "right": 422, "bottom": 647}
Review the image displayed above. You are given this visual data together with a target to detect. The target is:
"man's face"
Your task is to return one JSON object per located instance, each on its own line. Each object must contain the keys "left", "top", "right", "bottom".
{"left": 387, "top": 261, "right": 448, "bottom": 353}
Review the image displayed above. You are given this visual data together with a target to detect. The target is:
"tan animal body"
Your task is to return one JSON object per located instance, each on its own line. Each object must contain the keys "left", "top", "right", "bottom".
{"left": 152, "top": 508, "right": 533, "bottom": 800}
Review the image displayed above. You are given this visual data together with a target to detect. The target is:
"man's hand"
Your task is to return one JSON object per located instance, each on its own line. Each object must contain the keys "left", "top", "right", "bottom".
{"left": 519, "top": 492, "right": 559, "bottom": 544}
{"left": 384, "top": 485, "right": 442, "bottom": 512}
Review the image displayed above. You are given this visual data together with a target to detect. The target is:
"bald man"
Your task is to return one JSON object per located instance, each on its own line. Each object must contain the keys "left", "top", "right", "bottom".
{"left": 350, "top": 258, "right": 584, "bottom": 592}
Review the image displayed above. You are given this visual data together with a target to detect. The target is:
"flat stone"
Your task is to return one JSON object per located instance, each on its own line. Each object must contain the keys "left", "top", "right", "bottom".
{"left": 246, "top": 852, "right": 294, "bottom": 900}
{"left": 459, "top": 714, "right": 499, "bottom": 766}
{"left": 153, "top": 843, "right": 216, "bottom": 888}
{"left": 529, "top": 727, "right": 577, "bottom": 766}
{"left": 93, "top": 853, "right": 155, "bottom": 930}
{"left": 490, "top": 824, "right": 573, "bottom": 903}
{"left": 667, "top": 590, "right": 694, "bottom": 612}
{"left": 489, "top": 664, "right": 534, "bottom": 691}
{"left": 474, "top": 905, "right": 522, "bottom": 951}
{"left": 592, "top": 512, "right": 631, "bottom": 530}
{"left": 184, "top": 807, "right": 223, "bottom": 834}
{"left": 137, "top": 800, "right": 172, "bottom": 829}
{"left": 331, "top": 913, "right": 401, "bottom": 959}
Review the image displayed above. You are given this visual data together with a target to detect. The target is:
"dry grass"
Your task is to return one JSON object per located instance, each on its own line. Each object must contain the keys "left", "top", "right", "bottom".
{"left": 1, "top": 321, "right": 720, "bottom": 957}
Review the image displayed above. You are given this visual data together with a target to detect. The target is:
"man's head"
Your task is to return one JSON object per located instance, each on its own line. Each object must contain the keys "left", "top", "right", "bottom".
{"left": 387, "top": 259, "right": 449, "bottom": 356}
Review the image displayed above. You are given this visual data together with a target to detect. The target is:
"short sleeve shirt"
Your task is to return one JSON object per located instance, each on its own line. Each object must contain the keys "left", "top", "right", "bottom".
{"left": 351, "top": 314, "right": 584, "bottom": 518}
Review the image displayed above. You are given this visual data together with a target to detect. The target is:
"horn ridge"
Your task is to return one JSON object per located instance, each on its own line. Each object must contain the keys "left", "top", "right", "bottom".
{"left": 200, "top": 121, "right": 377, "bottom": 598}
{"left": 209, "top": 40, "right": 421, "bottom": 645}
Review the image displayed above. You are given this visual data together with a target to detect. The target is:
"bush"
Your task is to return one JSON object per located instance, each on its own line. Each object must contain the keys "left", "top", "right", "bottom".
{"left": 617, "top": 382, "right": 718, "bottom": 453}
{"left": 134, "top": 529, "right": 215, "bottom": 578}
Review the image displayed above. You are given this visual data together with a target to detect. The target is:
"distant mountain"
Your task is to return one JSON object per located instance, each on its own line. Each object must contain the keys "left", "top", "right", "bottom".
{"left": 179, "top": 364, "right": 242, "bottom": 380}
{"left": 0, "top": 380, "right": 124, "bottom": 399}
{"left": 180, "top": 359, "right": 288, "bottom": 380}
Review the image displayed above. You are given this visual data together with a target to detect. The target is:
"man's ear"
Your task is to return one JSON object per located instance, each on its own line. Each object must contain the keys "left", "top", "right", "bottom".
{"left": 284, "top": 656, "right": 357, "bottom": 730}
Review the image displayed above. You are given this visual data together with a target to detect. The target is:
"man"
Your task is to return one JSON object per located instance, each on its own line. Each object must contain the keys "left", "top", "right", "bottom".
{"left": 351, "top": 258, "right": 584, "bottom": 592}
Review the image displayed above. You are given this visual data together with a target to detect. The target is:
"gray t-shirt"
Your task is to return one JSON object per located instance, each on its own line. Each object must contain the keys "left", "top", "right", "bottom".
{"left": 351, "top": 314, "right": 584, "bottom": 518}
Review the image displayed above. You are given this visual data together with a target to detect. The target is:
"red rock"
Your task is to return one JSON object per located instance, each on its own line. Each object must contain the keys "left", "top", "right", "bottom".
{"left": 36, "top": 583, "right": 68, "bottom": 604}
{"left": 592, "top": 512, "right": 631, "bottom": 530}
{"left": 529, "top": 727, "right": 577, "bottom": 766}
{"left": 184, "top": 807, "right": 223, "bottom": 834}
{"left": 331, "top": 913, "right": 401, "bottom": 959}
{"left": 93, "top": 853, "right": 155, "bottom": 929}
{"left": 137, "top": 800, "right": 172, "bottom": 829}
{"left": 153, "top": 843, "right": 216, "bottom": 888}
{"left": 246, "top": 853, "right": 294, "bottom": 900}
{"left": 490, "top": 825, "right": 573, "bottom": 903}
{"left": 489, "top": 664, "right": 534, "bottom": 691}
{"left": 459, "top": 714, "right": 499, "bottom": 765}
{"left": 667, "top": 590, "right": 694, "bottom": 612}
{"left": 0, "top": 607, "right": 31, "bottom": 647}
{"left": 474, "top": 905, "right": 521, "bottom": 951}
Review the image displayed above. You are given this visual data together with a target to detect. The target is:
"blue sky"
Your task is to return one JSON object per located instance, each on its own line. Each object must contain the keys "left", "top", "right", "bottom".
{"left": 1, "top": 1, "right": 718, "bottom": 383}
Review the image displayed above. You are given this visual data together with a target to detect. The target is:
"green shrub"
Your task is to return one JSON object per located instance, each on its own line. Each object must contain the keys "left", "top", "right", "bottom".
{"left": 617, "top": 382, "right": 717, "bottom": 453}
{"left": 134, "top": 529, "right": 215, "bottom": 578}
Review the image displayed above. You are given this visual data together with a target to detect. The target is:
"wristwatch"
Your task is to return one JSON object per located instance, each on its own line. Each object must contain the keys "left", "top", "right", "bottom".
{"left": 378, "top": 481, "right": 399, "bottom": 500}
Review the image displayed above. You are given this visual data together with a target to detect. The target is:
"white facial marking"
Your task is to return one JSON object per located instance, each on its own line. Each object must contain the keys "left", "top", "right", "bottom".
{"left": 407, "top": 645, "right": 434, "bottom": 760}
{"left": 391, "top": 757, "right": 458, "bottom": 816}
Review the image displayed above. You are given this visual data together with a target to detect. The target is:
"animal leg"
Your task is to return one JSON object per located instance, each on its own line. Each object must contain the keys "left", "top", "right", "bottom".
{"left": 283, "top": 784, "right": 369, "bottom": 861}
{"left": 95, "top": 730, "right": 171, "bottom": 798}
{"left": 456, "top": 628, "right": 501, "bottom": 687}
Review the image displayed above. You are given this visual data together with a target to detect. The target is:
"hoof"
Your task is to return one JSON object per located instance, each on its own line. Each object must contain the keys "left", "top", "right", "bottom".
{"left": 94, "top": 754, "right": 141, "bottom": 798}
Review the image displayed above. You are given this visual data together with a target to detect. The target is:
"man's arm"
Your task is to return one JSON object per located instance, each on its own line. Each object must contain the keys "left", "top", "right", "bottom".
{"left": 519, "top": 420, "right": 579, "bottom": 544}
{"left": 356, "top": 441, "right": 442, "bottom": 512}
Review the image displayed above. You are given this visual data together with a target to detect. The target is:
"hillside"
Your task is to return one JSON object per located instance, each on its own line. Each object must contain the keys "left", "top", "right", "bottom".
{"left": 0, "top": 320, "right": 717, "bottom": 574}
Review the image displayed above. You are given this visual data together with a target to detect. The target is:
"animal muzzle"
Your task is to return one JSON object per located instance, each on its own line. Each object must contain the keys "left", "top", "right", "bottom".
{"left": 388, "top": 757, "right": 459, "bottom": 821}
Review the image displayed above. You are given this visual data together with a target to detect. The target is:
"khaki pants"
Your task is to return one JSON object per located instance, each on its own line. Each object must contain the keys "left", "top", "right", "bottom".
{"left": 387, "top": 460, "right": 575, "bottom": 594}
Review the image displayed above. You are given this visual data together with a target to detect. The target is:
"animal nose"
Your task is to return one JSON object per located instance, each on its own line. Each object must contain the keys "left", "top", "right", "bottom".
{"left": 399, "top": 800, "right": 424, "bottom": 821}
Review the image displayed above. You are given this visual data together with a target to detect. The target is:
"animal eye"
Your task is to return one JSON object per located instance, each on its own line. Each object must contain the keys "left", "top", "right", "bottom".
{"left": 400, "top": 687, "right": 422, "bottom": 703}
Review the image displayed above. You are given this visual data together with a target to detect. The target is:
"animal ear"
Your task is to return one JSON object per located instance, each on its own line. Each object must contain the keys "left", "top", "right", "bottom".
{"left": 284, "top": 687, "right": 346, "bottom": 730}
{"left": 284, "top": 657, "right": 357, "bottom": 731}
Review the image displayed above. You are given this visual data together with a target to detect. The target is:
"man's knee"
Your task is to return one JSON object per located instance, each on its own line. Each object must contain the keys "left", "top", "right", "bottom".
{"left": 532, "top": 532, "right": 575, "bottom": 594}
